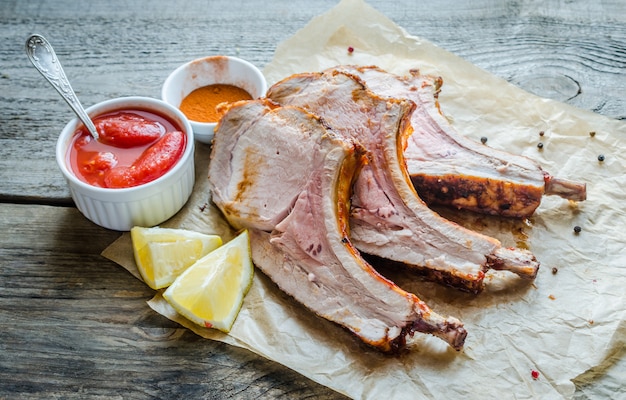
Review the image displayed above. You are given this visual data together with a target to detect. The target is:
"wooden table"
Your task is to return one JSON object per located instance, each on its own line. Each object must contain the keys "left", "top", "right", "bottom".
{"left": 1, "top": 1, "right": 624, "bottom": 398}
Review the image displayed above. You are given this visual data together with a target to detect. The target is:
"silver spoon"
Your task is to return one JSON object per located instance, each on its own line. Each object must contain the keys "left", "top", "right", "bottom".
{"left": 25, "top": 34, "right": 99, "bottom": 139}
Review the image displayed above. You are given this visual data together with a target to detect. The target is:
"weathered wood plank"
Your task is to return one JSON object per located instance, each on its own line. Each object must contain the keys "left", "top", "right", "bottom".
{"left": 1, "top": 0, "right": 624, "bottom": 202}
{"left": 0, "top": 202, "right": 347, "bottom": 399}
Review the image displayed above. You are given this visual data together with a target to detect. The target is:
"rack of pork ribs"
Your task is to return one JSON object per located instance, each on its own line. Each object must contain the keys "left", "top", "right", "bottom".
{"left": 207, "top": 67, "right": 586, "bottom": 353}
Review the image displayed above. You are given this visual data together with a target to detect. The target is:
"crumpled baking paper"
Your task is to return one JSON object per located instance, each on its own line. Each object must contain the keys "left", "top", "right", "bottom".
{"left": 102, "top": 0, "right": 626, "bottom": 398}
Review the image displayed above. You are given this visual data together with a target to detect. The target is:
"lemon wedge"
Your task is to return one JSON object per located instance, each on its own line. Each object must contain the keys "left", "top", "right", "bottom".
{"left": 131, "top": 226, "right": 223, "bottom": 290}
{"left": 163, "top": 230, "right": 254, "bottom": 332}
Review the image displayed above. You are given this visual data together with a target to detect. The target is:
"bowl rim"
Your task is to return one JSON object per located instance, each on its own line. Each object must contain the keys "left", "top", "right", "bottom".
{"left": 56, "top": 96, "right": 195, "bottom": 195}
{"left": 161, "top": 54, "right": 268, "bottom": 130}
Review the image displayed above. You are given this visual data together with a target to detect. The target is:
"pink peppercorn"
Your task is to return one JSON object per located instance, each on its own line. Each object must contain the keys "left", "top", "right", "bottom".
{"left": 347, "top": 46, "right": 354, "bottom": 53}
{"left": 531, "top": 370, "right": 540, "bottom": 380}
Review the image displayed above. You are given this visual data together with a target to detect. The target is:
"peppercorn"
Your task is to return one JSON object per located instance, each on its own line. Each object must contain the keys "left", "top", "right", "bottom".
{"left": 598, "top": 154, "right": 605, "bottom": 162}
{"left": 552, "top": 267, "right": 558, "bottom": 274}
{"left": 531, "top": 370, "right": 540, "bottom": 380}
{"left": 480, "top": 136, "right": 488, "bottom": 144}
{"left": 589, "top": 131, "right": 596, "bottom": 137}
{"left": 347, "top": 46, "right": 354, "bottom": 54}
{"left": 539, "top": 131, "right": 545, "bottom": 136}
{"left": 573, "top": 225, "right": 582, "bottom": 234}
{"left": 537, "top": 142, "right": 544, "bottom": 149}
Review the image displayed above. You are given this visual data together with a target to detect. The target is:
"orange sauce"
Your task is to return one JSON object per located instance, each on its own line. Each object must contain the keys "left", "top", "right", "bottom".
{"left": 179, "top": 84, "right": 253, "bottom": 123}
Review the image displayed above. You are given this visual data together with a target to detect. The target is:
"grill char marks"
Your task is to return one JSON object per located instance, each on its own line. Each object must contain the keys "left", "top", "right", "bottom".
{"left": 267, "top": 70, "right": 539, "bottom": 293}
{"left": 209, "top": 99, "right": 467, "bottom": 352}
{"left": 332, "top": 65, "right": 586, "bottom": 218}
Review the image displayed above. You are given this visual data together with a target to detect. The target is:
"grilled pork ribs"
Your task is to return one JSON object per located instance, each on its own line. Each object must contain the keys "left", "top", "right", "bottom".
{"left": 267, "top": 70, "right": 539, "bottom": 294}
{"left": 208, "top": 99, "right": 467, "bottom": 352}
{"left": 207, "top": 65, "right": 585, "bottom": 352}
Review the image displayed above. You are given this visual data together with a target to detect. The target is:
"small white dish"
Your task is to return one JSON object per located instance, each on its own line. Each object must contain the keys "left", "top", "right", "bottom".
{"left": 56, "top": 96, "right": 195, "bottom": 231}
{"left": 161, "top": 55, "right": 267, "bottom": 144}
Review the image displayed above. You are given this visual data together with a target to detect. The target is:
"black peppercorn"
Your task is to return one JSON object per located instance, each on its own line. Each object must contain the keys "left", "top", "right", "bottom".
{"left": 552, "top": 267, "right": 558, "bottom": 274}
{"left": 539, "top": 131, "right": 545, "bottom": 136}
{"left": 598, "top": 154, "right": 605, "bottom": 162}
{"left": 480, "top": 136, "right": 488, "bottom": 144}
{"left": 573, "top": 225, "right": 582, "bottom": 234}
{"left": 537, "top": 142, "right": 544, "bottom": 149}
{"left": 589, "top": 131, "right": 596, "bottom": 137}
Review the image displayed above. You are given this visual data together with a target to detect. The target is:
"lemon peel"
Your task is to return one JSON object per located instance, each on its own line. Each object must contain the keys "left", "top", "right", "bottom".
{"left": 163, "top": 230, "right": 254, "bottom": 332}
{"left": 131, "top": 226, "right": 222, "bottom": 290}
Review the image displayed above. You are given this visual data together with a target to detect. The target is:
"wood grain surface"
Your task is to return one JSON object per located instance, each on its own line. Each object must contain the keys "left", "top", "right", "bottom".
{"left": 1, "top": 0, "right": 624, "bottom": 399}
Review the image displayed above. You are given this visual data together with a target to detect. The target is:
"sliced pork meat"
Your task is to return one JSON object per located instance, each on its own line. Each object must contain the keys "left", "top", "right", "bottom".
{"left": 208, "top": 99, "right": 467, "bottom": 352}
{"left": 332, "top": 65, "right": 586, "bottom": 218}
{"left": 267, "top": 70, "right": 539, "bottom": 293}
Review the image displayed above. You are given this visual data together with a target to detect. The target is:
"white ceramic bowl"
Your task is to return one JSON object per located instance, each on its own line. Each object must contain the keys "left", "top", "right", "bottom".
{"left": 56, "top": 96, "right": 195, "bottom": 231}
{"left": 161, "top": 55, "right": 267, "bottom": 144}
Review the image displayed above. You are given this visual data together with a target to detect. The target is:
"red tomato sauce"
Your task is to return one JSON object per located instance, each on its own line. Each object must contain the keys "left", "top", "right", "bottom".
{"left": 67, "top": 108, "right": 187, "bottom": 188}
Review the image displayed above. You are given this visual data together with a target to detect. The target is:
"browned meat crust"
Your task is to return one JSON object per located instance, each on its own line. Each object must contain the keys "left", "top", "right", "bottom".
{"left": 410, "top": 173, "right": 544, "bottom": 218}
{"left": 332, "top": 65, "right": 586, "bottom": 218}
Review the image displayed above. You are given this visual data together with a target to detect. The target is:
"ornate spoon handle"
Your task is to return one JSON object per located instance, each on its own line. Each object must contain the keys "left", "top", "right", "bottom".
{"left": 25, "top": 34, "right": 99, "bottom": 139}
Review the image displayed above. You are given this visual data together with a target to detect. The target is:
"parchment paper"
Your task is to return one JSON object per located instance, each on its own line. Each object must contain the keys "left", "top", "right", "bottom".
{"left": 103, "top": 0, "right": 626, "bottom": 398}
